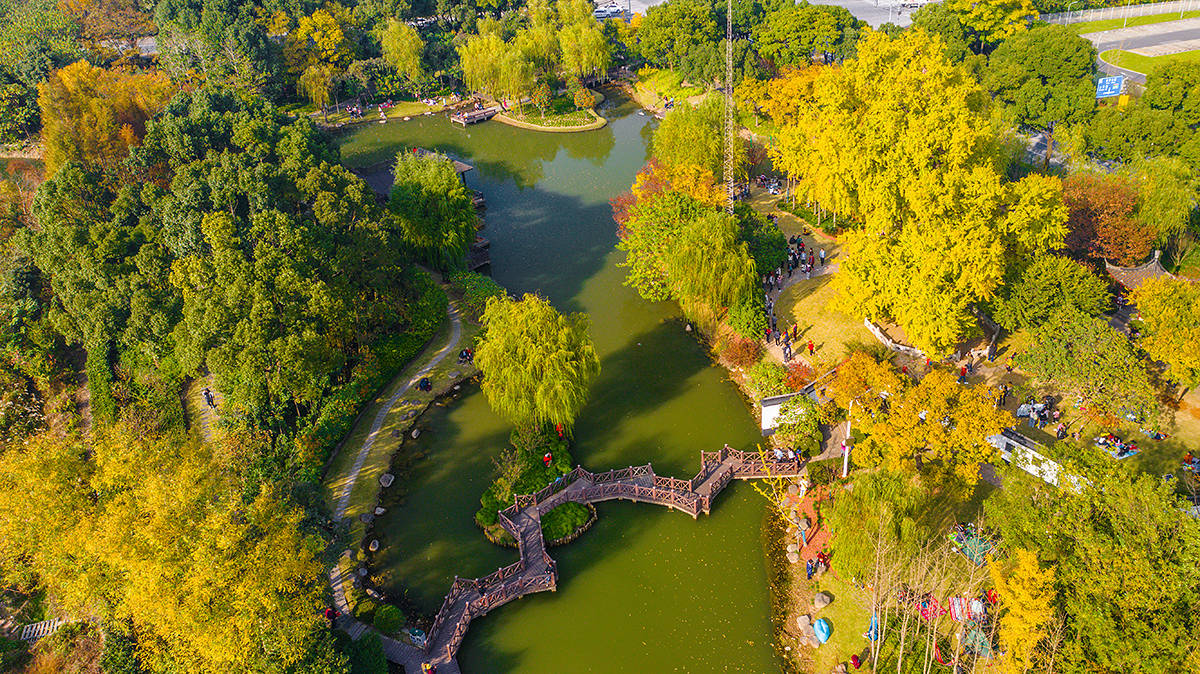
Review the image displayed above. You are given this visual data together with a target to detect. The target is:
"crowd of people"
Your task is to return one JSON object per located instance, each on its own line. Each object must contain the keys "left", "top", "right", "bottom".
{"left": 761, "top": 231, "right": 828, "bottom": 363}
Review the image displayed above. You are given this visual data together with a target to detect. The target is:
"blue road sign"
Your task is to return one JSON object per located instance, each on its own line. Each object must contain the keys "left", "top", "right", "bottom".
{"left": 1096, "top": 75, "right": 1124, "bottom": 98}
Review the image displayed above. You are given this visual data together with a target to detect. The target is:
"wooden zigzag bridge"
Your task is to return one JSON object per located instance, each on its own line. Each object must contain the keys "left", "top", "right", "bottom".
{"left": 340, "top": 446, "right": 805, "bottom": 672}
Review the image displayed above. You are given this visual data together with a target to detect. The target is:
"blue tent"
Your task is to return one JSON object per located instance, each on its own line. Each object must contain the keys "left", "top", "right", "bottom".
{"left": 814, "top": 618, "right": 831, "bottom": 644}
{"left": 866, "top": 613, "right": 879, "bottom": 641}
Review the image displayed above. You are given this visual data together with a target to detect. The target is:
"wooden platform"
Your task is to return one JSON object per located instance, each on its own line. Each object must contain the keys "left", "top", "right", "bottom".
{"left": 450, "top": 107, "right": 500, "bottom": 126}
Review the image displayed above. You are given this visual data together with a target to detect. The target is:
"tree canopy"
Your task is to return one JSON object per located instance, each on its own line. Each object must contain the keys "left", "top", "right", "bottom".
{"left": 1132, "top": 275, "right": 1200, "bottom": 390}
{"left": 389, "top": 150, "right": 478, "bottom": 269}
{"left": 477, "top": 293, "right": 600, "bottom": 431}
{"left": 1016, "top": 306, "right": 1158, "bottom": 423}
{"left": 986, "top": 452, "right": 1200, "bottom": 671}
{"left": 984, "top": 24, "right": 1096, "bottom": 133}
{"left": 994, "top": 254, "right": 1110, "bottom": 331}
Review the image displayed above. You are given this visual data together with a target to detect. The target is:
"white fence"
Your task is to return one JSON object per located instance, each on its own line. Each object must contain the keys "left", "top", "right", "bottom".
{"left": 1044, "top": 0, "right": 1200, "bottom": 25}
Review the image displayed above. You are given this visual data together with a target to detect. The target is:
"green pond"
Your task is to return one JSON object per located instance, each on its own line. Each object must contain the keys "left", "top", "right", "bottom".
{"left": 342, "top": 94, "right": 779, "bottom": 673}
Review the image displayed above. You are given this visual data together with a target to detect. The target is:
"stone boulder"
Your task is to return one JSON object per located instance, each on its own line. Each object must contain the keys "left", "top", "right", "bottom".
{"left": 813, "top": 591, "right": 833, "bottom": 610}
{"left": 796, "top": 614, "right": 812, "bottom": 634}
{"left": 379, "top": 473, "right": 395, "bottom": 488}
{"left": 787, "top": 551, "right": 800, "bottom": 564}
{"left": 798, "top": 517, "right": 811, "bottom": 532}
{"left": 411, "top": 428, "right": 421, "bottom": 439}
{"left": 368, "top": 539, "right": 380, "bottom": 552}
{"left": 374, "top": 507, "right": 386, "bottom": 516}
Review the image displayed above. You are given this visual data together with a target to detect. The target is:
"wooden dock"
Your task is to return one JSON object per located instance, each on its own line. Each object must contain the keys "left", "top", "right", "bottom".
{"left": 468, "top": 236, "right": 490, "bottom": 271}
{"left": 450, "top": 107, "right": 500, "bottom": 126}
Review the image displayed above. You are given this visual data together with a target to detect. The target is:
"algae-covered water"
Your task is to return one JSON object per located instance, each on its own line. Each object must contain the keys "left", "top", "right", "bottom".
{"left": 342, "top": 94, "right": 778, "bottom": 673}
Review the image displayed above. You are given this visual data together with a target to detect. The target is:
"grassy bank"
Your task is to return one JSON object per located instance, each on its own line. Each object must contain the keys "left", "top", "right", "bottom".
{"left": 1073, "top": 10, "right": 1200, "bottom": 34}
{"left": 1100, "top": 47, "right": 1200, "bottom": 73}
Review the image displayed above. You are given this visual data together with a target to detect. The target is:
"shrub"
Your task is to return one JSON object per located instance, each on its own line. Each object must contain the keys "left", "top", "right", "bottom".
{"left": 350, "top": 632, "right": 388, "bottom": 674}
{"left": 723, "top": 338, "right": 761, "bottom": 368}
{"left": 354, "top": 599, "right": 378, "bottom": 623}
{"left": 748, "top": 359, "right": 788, "bottom": 397}
{"left": 100, "top": 621, "right": 141, "bottom": 674}
{"left": 727, "top": 295, "right": 766, "bottom": 341}
{"left": 541, "top": 502, "right": 590, "bottom": 541}
{"left": 807, "top": 457, "right": 847, "bottom": 485}
{"left": 785, "top": 362, "right": 815, "bottom": 391}
{"left": 844, "top": 339, "right": 892, "bottom": 363}
{"left": 372, "top": 604, "right": 405, "bottom": 634}
{"left": 449, "top": 270, "right": 505, "bottom": 322}
{"left": 86, "top": 342, "right": 116, "bottom": 423}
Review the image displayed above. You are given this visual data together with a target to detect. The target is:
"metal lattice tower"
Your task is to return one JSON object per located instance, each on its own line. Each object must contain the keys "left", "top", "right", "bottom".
{"left": 723, "top": 0, "right": 735, "bottom": 215}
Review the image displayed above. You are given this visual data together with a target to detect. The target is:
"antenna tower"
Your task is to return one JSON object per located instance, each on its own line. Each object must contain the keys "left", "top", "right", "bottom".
{"left": 723, "top": 0, "right": 735, "bottom": 215}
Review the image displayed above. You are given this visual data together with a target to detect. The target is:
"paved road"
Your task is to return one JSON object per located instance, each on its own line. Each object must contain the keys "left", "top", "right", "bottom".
{"left": 1082, "top": 17, "right": 1200, "bottom": 53}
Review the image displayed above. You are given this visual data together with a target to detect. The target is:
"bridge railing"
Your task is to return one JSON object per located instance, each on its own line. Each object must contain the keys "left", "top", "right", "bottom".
{"left": 474, "top": 560, "right": 524, "bottom": 591}
{"left": 733, "top": 458, "right": 803, "bottom": 477}
{"left": 591, "top": 464, "right": 653, "bottom": 485}
{"left": 427, "top": 575, "right": 477, "bottom": 651}
{"left": 654, "top": 475, "right": 692, "bottom": 492}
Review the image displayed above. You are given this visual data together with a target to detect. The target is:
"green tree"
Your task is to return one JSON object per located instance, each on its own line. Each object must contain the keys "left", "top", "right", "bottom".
{"left": 457, "top": 32, "right": 505, "bottom": 97}
{"left": 985, "top": 24, "right": 1096, "bottom": 149}
{"left": 635, "top": 0, "right": 720, "bottom": 68}
{"left": 652, "top": 97, "right": 746, "bottom": 184}
{"left": 378, "top": 19, "right": 428, "bottom": 98}
{"left": 910, "top": 2, "right": 972, "bottom": 63}
{"left": 754, "top": 2, "right": 861, "bottom": 70}
{"left": 1132, "top": 275, "right": 1200, "bottom": 390}
{"left": 558, "top": 17, "right": 610, "bottom": 80}
{"left": 389, "top": 151, "right": 477, "bottom": 268}
{"left": 985, "top": 452, "right": 1200, "bottom": 671}
{"left": 773, "top": 394, "right": 822, "bottom": 455}
{"left": 1142, "top": 58, "right": 1200, "bottom": 129}
{"left": 299, "top": 63, "right": 337, "bottom": 122}
{"left": 994, "top": 254, "right": 1110, "bottom": 330}
{"left": 1016, "top": 306, "right": 1157, "bottom": 422}
{"left": 825, "top": 468, "right": 932, "bottom": 581}
{"left": 476, "top": 293, "right": 600, "bottom": 432}
{"left": 1122, "top": 155, "right": 1198, "bottom": 244}
{"left": 666, "top": 211, "right": 757, "bottom": 311}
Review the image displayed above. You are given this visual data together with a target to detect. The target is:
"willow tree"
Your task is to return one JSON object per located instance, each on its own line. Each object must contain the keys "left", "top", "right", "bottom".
{"left": 389, "top": 151, "right": 477, "bottom": 269}
{"left": 378, "top": 18, "right": 428, "bottom": 97}
{"left": 476, "top": 294, "right": 600, "bottom": 433}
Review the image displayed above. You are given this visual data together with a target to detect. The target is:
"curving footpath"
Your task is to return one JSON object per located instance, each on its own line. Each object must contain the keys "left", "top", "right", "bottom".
{"left": 332, "top": 305, "right": 462, "bottom": 521}
{"left": 330, "top": 446, "right": 805, "bottom": 671}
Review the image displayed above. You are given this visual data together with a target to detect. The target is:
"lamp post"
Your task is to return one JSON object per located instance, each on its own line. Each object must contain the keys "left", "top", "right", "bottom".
{"left": 843, "top": 400, "right": 854, "bottom": 479}
{"left": 1066, "top": 0, "right": 1080, "bottom": 23}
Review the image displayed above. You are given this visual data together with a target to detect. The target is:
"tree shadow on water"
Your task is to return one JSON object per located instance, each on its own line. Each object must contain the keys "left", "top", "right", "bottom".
{"left": 573, "top": 320, "right": 714, "bottom": 474}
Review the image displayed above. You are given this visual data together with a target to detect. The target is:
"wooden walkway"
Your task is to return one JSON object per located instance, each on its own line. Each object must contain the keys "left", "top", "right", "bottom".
{"left": 450, "top": 107, "right": 500, "bottom": 125}
{"left": 364, "top": 446, "right": 804, "bottom": 669}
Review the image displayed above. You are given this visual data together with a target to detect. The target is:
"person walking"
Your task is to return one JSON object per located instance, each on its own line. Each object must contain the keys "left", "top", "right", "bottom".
{"left": 819, "top": 248, "right": 826, "bottom": 266}
{"left": 807, "top": 339, "right": 814, "bottom": 356}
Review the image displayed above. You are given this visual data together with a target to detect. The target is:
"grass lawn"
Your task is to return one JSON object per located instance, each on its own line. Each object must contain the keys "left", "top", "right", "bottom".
{"left": 633, "top": 67, "right": 706, "bottom": 108}
{"left": 503, "top": 97, "right": 597, "bottom": 128}
{"left": 775, "top": 276, "right": 872, "bottom": 363}
{"left": 322, "top": 314, "right": 481, "bottom": 545}
{"left": 1072, "top": 10, "right": 1200, "bottom": 33}
{"left": 1100, "top": 47, "right": 1200, "bottom": 73}
{"left": 809, "top": 574, "right": 871, "bottom": 672}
